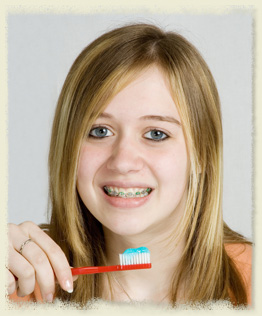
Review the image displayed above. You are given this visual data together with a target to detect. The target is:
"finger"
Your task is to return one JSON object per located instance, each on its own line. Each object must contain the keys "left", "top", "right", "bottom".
{"left": 13, "top": 240, "right": 56, "bottom": 301}
{"left": 55, "top": 270, "right": 78, "bottom": 284}
{"left": 18, "top": 222, "right": 74, "bottom": 293}
{"left": 6, "top": 268, "right": 16, "bottom": 295}
{"left": 8, "top": 247, "right": 36, "bottom": 297}
{"left": 73, "top": 275, "right": 78, "bottom": 282}
{"left": 10, "top": 224, "right": 56, "bottom": 301}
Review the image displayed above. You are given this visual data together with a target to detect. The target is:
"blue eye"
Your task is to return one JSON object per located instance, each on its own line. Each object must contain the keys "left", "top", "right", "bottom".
{"left": 89, "top": 127, "right": 113, "bottom": 138}
{"left": 144, "top": 130, "right": 169, "bottom": 142}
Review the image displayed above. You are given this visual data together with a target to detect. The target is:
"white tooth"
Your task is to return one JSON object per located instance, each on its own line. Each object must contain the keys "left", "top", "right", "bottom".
{"left": 120, "top": 188, "right": 135, "bottom": 194}
{"left": 113, "top": 187, "right": 119, "bottom": 193}
{"left": 134, "top": 188, "right": 142, "bottom": 197}
{"left": 118, "top": 188, "right": 126, "bottom": 197}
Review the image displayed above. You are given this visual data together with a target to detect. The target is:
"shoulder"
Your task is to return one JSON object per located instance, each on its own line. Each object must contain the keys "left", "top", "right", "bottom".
{"left": 225, "top": 243, "right": 252, "bottom": 305}
{"left": 225, "top": 243, "right": 252, "bottom": 266}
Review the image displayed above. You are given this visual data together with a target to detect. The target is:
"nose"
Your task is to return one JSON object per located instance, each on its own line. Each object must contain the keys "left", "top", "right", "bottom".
{"left": 106, "top": 137, "right": 145, "bottom": 175}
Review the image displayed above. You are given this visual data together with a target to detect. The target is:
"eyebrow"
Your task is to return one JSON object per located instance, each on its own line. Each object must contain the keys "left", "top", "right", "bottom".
{"left": 97, "top": 113, "right": 181, "bottom": 126}
{"left": 139, "top": 115, "right": 181, "bottom": 126}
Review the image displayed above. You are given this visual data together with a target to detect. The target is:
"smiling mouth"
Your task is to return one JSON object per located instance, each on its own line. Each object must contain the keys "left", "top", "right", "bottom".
{"left": 103, "top": 186, "right": 153, "bottom": 198}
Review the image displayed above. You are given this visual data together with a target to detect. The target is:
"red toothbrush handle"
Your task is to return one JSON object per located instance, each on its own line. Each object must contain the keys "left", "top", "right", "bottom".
{"left": 71, "top": 263, "right": 151, "bottom": 276}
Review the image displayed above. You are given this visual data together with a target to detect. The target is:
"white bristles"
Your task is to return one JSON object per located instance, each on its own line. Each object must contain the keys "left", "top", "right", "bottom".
{"left": 119, "top": 252, "right": 150, "bottom": 266}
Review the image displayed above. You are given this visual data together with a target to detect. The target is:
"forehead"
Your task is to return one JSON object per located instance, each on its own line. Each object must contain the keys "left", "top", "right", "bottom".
{"left": 100, "top": 65, "right": 180, "bottom": 121}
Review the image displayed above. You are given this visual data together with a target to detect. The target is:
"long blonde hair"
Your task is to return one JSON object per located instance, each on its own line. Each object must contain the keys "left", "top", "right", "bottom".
{"left": 47, "top": 23, "right": 250, "bottom": 306}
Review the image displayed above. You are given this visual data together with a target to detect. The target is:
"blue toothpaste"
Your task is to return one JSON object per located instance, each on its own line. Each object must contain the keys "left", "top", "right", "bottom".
{"left": 123, "top": 246, "right": 150, "bottom": 255}
{"left": 120, "top": 247, "right": 150, "bottom": 265}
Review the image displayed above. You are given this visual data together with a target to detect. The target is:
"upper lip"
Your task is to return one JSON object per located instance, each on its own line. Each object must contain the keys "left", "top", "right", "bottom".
{"left": 100, "top": 181, "right": 154, "bottom": 189}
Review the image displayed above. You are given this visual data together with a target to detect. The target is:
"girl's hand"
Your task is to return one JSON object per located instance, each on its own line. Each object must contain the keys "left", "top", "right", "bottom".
{"left": 7, "top": 221, "right": 76, "bottom": 302}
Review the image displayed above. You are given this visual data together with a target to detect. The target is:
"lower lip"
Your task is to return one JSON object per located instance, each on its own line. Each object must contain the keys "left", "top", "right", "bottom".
{"left": 101, "top": 188, "right": 154, "bottom": 209}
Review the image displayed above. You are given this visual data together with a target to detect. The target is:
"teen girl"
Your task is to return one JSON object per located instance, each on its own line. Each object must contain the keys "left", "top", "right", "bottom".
{"left": 7, "top": 23, "right": 252, "bottom": 307}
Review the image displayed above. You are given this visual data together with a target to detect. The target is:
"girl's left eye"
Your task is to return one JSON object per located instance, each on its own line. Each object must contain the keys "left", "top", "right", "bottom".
{"left": 144, "top": 130, "right": 169, "bottom": 142}
{"left": 89, "top": 127, "right": 113, "bottom": 138}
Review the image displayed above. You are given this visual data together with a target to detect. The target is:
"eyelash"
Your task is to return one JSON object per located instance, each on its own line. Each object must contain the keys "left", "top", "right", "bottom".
{"left": 88, "top": 126, "right": 170, "bottom": 142}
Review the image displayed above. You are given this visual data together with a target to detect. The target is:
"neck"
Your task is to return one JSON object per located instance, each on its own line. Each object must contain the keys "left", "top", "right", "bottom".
{"left": 102, "top": 226, "right": 186, "bottom": 303}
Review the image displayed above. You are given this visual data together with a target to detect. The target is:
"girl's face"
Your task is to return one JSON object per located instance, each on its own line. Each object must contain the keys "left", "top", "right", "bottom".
{"left": 77, "top": 66, "right": 190, "bottom": 237}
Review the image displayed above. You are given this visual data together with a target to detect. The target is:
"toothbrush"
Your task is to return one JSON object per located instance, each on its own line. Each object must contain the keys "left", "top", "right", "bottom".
{"left": 71, "top": 247, "right": 151, "bottom": 276}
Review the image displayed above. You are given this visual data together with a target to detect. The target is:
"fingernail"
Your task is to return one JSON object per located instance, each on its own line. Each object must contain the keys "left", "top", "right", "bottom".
{"left": 65, "top": 279, "right": 73, "bottom": 293}
{"left": 46, "top": 293, "right": 53, "bottom": 303}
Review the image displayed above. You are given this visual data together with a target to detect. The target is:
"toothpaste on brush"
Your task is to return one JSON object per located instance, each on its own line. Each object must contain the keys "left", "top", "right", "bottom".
{"left": 119, "top": 247, "right": 151, "bottom": 265}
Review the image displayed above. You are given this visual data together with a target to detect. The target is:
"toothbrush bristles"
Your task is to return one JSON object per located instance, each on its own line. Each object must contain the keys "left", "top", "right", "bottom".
{"left": 119, "top": 252, "right": 151, "bottom": 266}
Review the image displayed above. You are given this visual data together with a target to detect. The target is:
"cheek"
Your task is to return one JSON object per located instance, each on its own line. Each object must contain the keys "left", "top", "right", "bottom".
{"left": 77, "top": 145, "right": 106, "bottom": 184}
{"left": 149, "top": 145, "right": 189, "bottom": 197}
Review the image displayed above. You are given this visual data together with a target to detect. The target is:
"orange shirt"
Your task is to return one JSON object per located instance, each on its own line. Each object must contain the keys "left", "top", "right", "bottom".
{"left": 8, "top": 243, "right": 252, "bottom": 305}
{"left": 8, "top": 281, "right": 43, "bottom": 303}
{"left": 225, "top": 243, "right": 252, "bottom": 306}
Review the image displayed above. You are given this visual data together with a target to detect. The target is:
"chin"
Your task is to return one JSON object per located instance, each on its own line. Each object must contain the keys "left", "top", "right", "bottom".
{"left": 102, "top": 218, "right": 150, "bottom": 237}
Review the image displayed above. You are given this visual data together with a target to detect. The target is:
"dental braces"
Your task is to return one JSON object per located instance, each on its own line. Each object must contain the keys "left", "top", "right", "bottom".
{"left": 104, "top": 187, "right": 152, "bottom": 198}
